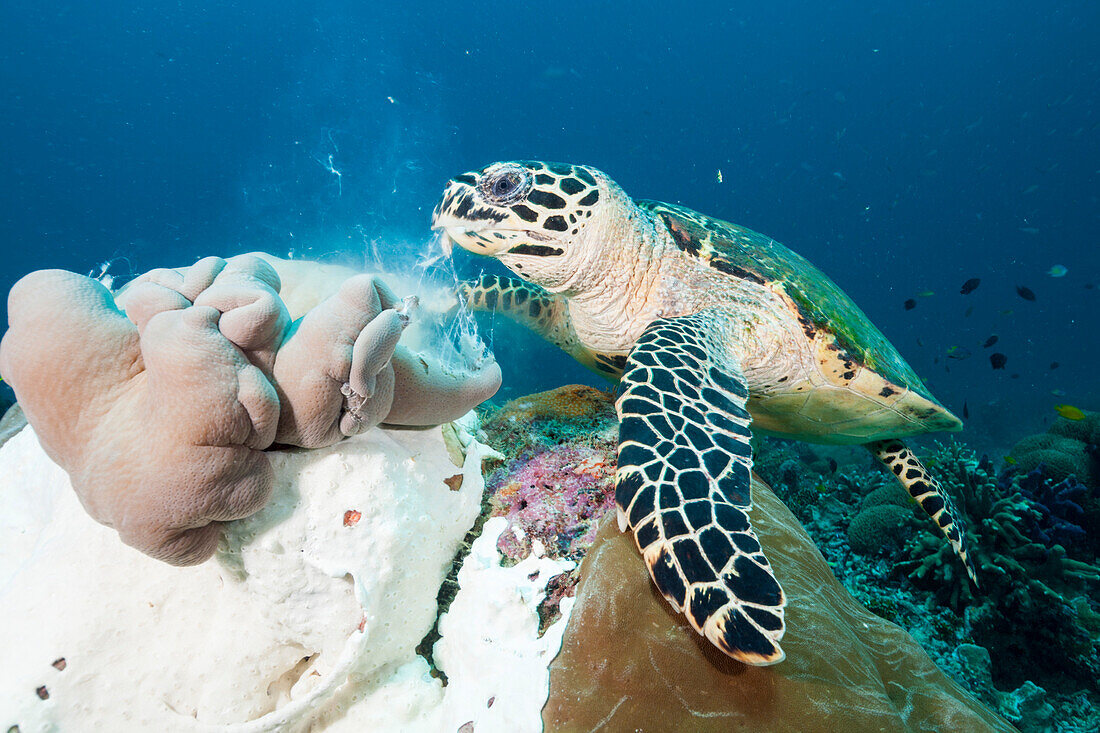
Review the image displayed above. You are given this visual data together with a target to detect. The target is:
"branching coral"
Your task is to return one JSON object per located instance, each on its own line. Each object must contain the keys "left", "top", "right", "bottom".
{"left": 900, "top": 441, "right": 1100, "bottom": 688}
{"left": 1013, "top": 468, "right": 1088, "bottom": 551}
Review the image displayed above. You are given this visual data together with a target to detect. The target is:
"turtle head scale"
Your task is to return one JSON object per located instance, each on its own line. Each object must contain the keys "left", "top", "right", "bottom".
{"left": 432, "top": 160, "right": 621, "bottom": 289}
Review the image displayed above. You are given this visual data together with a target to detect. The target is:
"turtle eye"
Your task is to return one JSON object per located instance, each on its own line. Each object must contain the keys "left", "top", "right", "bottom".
{"left": 480, "top": 164, "right": 532, "bottom": 205}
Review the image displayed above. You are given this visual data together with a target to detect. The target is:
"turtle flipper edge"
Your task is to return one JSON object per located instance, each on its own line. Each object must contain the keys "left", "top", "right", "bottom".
{"left": 868, "top": 439, "right": 980, "bottom": 587}
{"left": 614, "top": 312, "right": 786, "bottom": 665}
{"left": 457, "top": 273, "right": 618, "bottom": 376}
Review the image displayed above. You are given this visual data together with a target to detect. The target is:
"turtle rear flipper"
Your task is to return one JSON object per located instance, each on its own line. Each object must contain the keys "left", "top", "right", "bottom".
{"left": 615, "top": 312, "right": 786, "bottom": 665}
{"left": 868, "top": 439, "right": 979, "bottom": 587}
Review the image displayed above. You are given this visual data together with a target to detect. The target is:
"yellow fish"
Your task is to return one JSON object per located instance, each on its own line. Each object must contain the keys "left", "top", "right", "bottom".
{"left": 1004, "top": 455, "right": 1017, "bottom": 466}
{"left": 1054, "top": 404, "right": 1086, "bottom": 421}
{"left": 918, "top": 290, "right": 935, "bottom": 297}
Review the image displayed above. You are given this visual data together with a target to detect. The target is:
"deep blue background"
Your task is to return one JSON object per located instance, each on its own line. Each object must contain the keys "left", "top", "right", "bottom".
{"left": 2, "top": 1, "right": 1098, "bottom": 451}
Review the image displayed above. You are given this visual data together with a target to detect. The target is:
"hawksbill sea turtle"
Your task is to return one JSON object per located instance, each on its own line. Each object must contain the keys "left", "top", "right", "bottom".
{"left": 431, "top": 161, "right": 977, "bottom": 665}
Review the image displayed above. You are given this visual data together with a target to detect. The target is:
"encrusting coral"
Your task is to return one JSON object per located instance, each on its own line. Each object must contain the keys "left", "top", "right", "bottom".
{"left": 0, "top": 254, "right": 501, "bottom": 566}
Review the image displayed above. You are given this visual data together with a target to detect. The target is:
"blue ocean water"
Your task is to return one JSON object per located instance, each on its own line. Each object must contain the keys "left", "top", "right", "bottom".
{"left": 4, "top": 2, "right": 1098, "bottom": 448}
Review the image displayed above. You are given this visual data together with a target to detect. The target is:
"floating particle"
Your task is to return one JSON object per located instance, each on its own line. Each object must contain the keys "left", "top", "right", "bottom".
{"left": 343, "top": 509, "right": 362, "bottom": 527}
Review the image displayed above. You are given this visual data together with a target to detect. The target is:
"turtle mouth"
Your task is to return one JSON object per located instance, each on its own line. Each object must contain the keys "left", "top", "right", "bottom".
{"left": 435, "top": 223, "right": 551, "bottom": 257}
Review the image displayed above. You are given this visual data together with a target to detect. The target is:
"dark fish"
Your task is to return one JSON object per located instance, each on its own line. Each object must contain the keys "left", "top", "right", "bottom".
{"left": 964, "top": 305, "right": 974, "bottom": 317}
{"left": 983, "top": 335, "right": 998, "bottom": 348}
{"left": 963, "top": 401, "right": 969, "bottom": 419}
{"left": 1050, "top": 361, "right": 1059, "bottom": 370}
{"left": 1016, "top": 285, "right": 1036, "bottom": 301}
{"left": 828, "top": 458, "right": 838, "bottom": 474}
{"left": 990, "top": 353, "right": 1007, "bottom": 369}
{"left": 960, "top": 278, "right": 981, "bottom": 295}
{"left": 904, "top": 298, "right": 917, "bottom": 310}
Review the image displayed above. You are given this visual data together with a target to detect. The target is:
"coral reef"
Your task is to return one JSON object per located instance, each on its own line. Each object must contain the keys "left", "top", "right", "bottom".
{"left": 1008, "top": 410, "right": 1100, "bottom": 486}
{"left": 0, "top": 255, "right": 501, "bottom": 565}
{"left": 473, "top": 385, "right": 618, "bottom": 631}
{"left": 1014, "top": 468, "right": 1089, "bottom": 551}
{"left": 847, "top": 503, "right": 914, "bottom": 554}
{"left": 473, "top": 387, "right": 1008, "bottom": 729}
{"left": 754, "top": 433, "right": 1100, "bottom": 732}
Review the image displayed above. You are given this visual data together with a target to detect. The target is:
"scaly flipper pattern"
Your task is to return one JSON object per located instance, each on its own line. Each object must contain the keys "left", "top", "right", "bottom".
{"left": 868, "top": 439, "right": 979, "bottom": 586}
{"left": 614, "top": 312, "right": 786, "bottom": 665}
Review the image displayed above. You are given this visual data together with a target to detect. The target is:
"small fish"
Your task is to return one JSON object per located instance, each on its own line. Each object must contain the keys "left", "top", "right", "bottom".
{"left": 964, "top": 305, "right": 974, "bottom": 317}
{"left": 1004, "top": 455, "right": 1017, "bottom": 466}
{"left": 916, "top": 338, "right": 924, "bottom": 347}
{"left": 1054, "top": 404, "right": 1086, "bottom": 421}
{"left": 990, "top": 353, "right": 1007, "bottom": 369}
{"left": 918, "top": 290, "right": 935, "bottom": 297}
{"left": 904, "top": 298, "right": 917, "bottom": 310}
{"left": 1022, "top": 184, "right": 1039, "bottom": 194}
{"left": 1019, "top": 227, "right": 1040, "bottom": 234}
{"left": 828, "top": 458, "right": 838, "bottom": 474}
{"left": 716, "top": 169, "right": 723, "bottom": 183}
{"left": 1051, "top": 389, "right": 1067, "bottom": 396}
{"left": 1016, "top": 285, "right": 1036, "bottom": 301}
{"left": 1000, "top": 309, "right": 1014, "bottom": 315}
{"left": 960, "top": 278, "right": 981, "bottom": 295}
{"left": 1049, "top": 361, "right": 1059, "bottom": 370}
{"left": 962, "top": 401, "right": 969, "bottom": 419}
{"left": 1046, "top": 264, "right": 1067, "bottom": 277}
{"left": 947, "top": 346, "right": 971, "bottom": 360}
{"left": 982, "top": 335, "right": 998, "bottom": 348}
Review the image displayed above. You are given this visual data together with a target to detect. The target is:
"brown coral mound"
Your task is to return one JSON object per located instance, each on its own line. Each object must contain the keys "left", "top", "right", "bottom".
{"left": 545, "top": 476, "right": 1013, "bottom": 732}
{"left": 491, "top": 384, "right": 616, "bottom": 422}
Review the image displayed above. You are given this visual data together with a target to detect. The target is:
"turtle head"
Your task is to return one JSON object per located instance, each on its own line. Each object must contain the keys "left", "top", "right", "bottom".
{"left": 432, "top": 160, "right": 629, "bottom": 290}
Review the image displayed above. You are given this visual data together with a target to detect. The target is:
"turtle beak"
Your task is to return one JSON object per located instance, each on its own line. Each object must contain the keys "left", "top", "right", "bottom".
{"left": 431, "top": 179, "right": 515, "bottom": 257}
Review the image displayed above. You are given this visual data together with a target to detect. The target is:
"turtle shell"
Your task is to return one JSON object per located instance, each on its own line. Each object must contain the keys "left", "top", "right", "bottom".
{"left": 638, "top": 200, "right": 960, "bottom": 436}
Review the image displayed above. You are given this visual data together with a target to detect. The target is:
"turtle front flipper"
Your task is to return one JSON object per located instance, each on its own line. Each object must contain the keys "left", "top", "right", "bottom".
{"left": 458, "top": 273, "right": 613, "bottom": 375}
{"left": 615, "top": 312, "right": 786, "bottom": 665}
{"left": 868, "top": 439, "right": 979, "bottom": 587}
